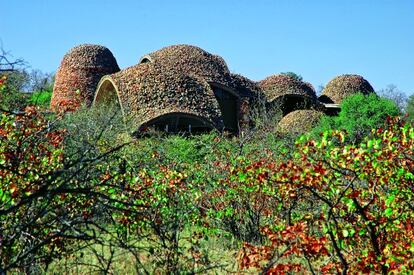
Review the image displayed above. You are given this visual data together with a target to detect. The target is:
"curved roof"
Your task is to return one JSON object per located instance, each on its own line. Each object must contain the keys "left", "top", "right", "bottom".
{"left": 93, "top": 62, "right": 223, "bottom": 131}
{"left": 136, "top": 109, "right": 216, "bottom": 134}
{"left": 278, "top": 109, "right": 324, "bottom": 134}
{"left": 59, "top": 44, "right": 119, "bottom": 69}
{"left": 228, "top": 73, "right": 263, "bottom": 98}
{"left": 320, "top": 74, "right": 375, "bottom": 104}
{"left": 139, "top": 44, "right": 231, "bottom": 85}
{"left": 51, "top": 44, "right": 120, "bottom": 110}
{"left": 259, "top": 74, "right": 317, "bottom": 102}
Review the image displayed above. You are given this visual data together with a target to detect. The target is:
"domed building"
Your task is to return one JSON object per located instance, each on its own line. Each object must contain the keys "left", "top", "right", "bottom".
{"left": 258, "top": 74, "right": 321, "bottom": 116}
{"left": 54, "top": 43, "right": 365, "bottom": 136}
{"left": 50, "top": 44, "right": 120, "bottom": 111}
{"left": 134, "top": 44, "right": 264, "bottom": 133}
{"left": 319, "top": 74, "right": 375, "bottom": 104}
{"left": 94, "top": 62, "right": 223, "bottom": 134}
{"left": 139, "top": 44, "right": 231, "bottom": 85}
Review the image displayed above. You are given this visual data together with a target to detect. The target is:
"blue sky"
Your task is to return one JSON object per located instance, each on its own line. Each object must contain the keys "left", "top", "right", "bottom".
{"left": 2, "top": 0, "right": 414, "bottom": 95}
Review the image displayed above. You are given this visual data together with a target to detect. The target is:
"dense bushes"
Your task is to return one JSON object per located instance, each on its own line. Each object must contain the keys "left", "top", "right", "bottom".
{"left": 239, "top": 118, "right": 414, "bottom": 273}
{"left": 1, "top": 103, "right": 413, "bottom": 273}
{"left": 1, "top": 76, "right": 413, "bottom": 273}
{"left": 312, "top": 93, "right": 401, "bottom": 142}
{"left": 28, "top": 90, "right": 52, "bottom": 108}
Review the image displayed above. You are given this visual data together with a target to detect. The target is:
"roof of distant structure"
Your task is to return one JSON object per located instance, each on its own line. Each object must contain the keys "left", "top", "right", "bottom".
{"left": 259, "top": 74, "right": 317, "bottom": 102}
{"left": 320, "top": 74, "right": 375, "bottom": 104}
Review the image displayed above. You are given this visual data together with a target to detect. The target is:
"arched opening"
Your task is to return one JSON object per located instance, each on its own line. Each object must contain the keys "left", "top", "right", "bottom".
{"left": 318, "top": 95, "right": 334, "bottom": 104}
{"left": 210, "top": 83, "right": 240, "bottom": 132}
{"left": 93, "top": 78, "right": 123, "bottom": 111}
{"left": 138, "top": 113, "right": 214, "bottom": 135}
{"left": 139, "top": 55, "right": 152, "bottom": 64}
{"left": 269, "top": 95, "right": 321, "bottom": 116}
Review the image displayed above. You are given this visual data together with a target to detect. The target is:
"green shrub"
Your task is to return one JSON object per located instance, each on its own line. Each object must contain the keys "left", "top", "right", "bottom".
{"left": 29, "top": 90, "right": 52, "bottom": 108}
{"left": 406, "top": 93, "right": 414, "bottom": 123}
{"left": 312, "top": 93, "right": 400, "bottom": 142}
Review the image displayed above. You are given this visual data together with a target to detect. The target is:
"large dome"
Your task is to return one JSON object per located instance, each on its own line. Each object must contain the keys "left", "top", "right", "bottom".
{"left": 320, "top": 74, "right": 375, "bottom": 104}
{"left": 51, "top": 44, "right": 120, "bottom": 110}
{"left": 139, "top": 44, "right": 231, "bottom": 85}
{"left": 93, "top": 62, "right": 223, "bottom": 134}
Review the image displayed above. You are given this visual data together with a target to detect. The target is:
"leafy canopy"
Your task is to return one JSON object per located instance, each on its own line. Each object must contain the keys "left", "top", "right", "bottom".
{"left": 312, "top": 93, "right": 400, "bottom": 142}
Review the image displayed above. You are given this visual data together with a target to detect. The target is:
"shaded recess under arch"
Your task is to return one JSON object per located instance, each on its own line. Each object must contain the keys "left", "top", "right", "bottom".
{"left": 269, "top": 94, "right": 324, "bottom": 116}
{"left": 138, "top": 112, "right": 215, "bottom": 135}
{"left": 209, "top": 82, "right": 240, "bottom": 132}
{"left": 93, "top": 77, "right": 124, "bottom": 113}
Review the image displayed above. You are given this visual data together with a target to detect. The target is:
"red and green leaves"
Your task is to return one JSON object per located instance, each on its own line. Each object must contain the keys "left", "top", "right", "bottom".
{"left": 238, "top": 118, "right": 414, "bottom": 273}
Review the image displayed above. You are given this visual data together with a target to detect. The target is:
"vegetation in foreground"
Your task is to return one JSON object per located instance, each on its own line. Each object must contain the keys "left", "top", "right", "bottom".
{"left": 1, "top": 71, "right": 414, "bottom": 274}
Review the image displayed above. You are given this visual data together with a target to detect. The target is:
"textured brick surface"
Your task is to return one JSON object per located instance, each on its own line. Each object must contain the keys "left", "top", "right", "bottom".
{"left": 140, "top": 44, "right": 231, "bottom": 86}
{"left": 50, "top": 44, "right": 120, "bottom": 111}
{"left": 278, "top": 109, "right": 324, "bottom": 134}
{"left": 258, "top": 74, "right": 317, "bottom": 103}
{"left": 99, "top": 62, "right": 224, "bottom": 130}
{"left": 320, "top": 74, "right": 375, "bottom": 104}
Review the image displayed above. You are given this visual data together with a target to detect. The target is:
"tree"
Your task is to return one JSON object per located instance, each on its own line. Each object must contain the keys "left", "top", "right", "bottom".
{"left": 0, "top": 106, "right": 140, "bottom": 273}
{"left": 29, "top": 69, "right": 54, "bottom": 93}
{"left": 377, "top": 84, "right": 408, "bottom": 112}
{"left": 312, "top": 93, "right": 401, "bottom": 142}
{"left": 0, "top": 45, "right": 25, "bottom": 73}
{"left": 238, "top": 118, "right": 414, "bottom": 273}
{"left": 280, "top": 72, "right": 303, "bottom": 81}
{"left": 0, "top": 45, "right": 29, "bottom": 112}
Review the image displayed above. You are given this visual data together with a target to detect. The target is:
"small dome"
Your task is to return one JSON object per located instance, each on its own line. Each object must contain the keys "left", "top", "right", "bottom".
{"left": 51, "top": 44, "right": 120, "bottom": 110}
{"left": 320, "top": 74, "right": 375, "bottom": 104}
{"left": 259, "top": 74, "right": 317, "bottom": 102}
{"left": 93, "top": 62, "right": 223, "bottom": 133}
{"left": 139, "top": 44, "right": 230, "bottom": 85}
{"left": 278, "top": 109, "right": 324, "bottom": 135}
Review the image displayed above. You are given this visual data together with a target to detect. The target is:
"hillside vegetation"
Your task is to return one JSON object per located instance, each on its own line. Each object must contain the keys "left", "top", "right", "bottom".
{"left": 1, "top": 74, "right": 414, "bottom": 274}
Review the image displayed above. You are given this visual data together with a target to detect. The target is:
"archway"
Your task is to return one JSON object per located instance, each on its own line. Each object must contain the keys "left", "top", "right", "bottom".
{"left": 93, "top": 77, "right": 123, "bottom": 112}
{"left": 270, "top": 95, "right": 322, "bottom": 116}
{"left": 139, "top": 55, "right": 152, "bottom": 64}
{"left": 210, "top": 83, "right": 240, "bottom": 133}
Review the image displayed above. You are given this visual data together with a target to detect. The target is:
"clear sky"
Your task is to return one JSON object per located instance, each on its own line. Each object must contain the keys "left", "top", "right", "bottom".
{"left": 2, "top": 0, "right": 413, "bottom": 95}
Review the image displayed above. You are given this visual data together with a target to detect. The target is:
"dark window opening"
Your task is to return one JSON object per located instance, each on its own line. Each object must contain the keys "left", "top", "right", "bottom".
{"left": 270, "top": 95, "right": 318, "bottom": 116}
{"left": 212, "top": 86, "right": 239, "bottom": 132}
{"left": 140, "top": 57, "right": 151, "bottom": 64}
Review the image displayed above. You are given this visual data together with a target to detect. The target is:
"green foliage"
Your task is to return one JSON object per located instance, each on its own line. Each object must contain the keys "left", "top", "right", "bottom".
{"left": 407, "top": 93, "right": 414, "bottom": 122}
{"left": 240, "top": 118, "right": 414, "bottom": 273}
{"left": 0, "top": 69, "right": 54, "bottom": 111}
{"left": 0, "top": 73, "right": 29, "bottom": 111}
{"left": 2, "top": 99, "right": 413, "bottom": 273}
{"left": 312, "top": 93, "right": 400, "bottom": 142}
{"left": 28, "top": 90, "right": 52, "bottom": 108}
